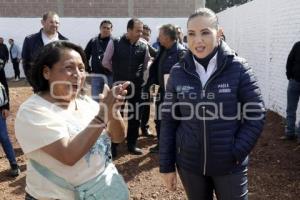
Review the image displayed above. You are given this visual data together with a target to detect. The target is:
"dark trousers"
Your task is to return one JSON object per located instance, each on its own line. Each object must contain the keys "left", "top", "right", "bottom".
{"left": 286, "top": 79, "right": 300, "bottom": 137}
{"left": 125, "top": 83, "right": 142, "bottom": 148}
{"left": 140, "top": 84, "right": 151, "bottom": 130}
{"left": 12, "top": 58, "right": 20, "bottom": 79}
{"left": 177, "top": 167, "right": 248, "bottom": 200}
{"left": 25, "top": 193, "right": 37, "bottom": 200}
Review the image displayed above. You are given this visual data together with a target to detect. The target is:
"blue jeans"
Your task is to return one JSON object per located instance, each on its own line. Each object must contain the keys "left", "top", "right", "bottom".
{"left": 286, "top": 79, "right": 300, "bottom": 137}
{"left": 178, "top": 167, "right": 248, "bottom": 200}
{"left": 0, "top": 113, "right": 17, "bottom": 167}
{"left": 91, "top": 74, "right": 113, "bottom": 101}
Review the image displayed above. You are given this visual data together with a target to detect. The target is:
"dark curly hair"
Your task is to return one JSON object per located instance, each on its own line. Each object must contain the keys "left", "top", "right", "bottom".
{"left": 30, "top": 41, "right": 87, "bottom": 93}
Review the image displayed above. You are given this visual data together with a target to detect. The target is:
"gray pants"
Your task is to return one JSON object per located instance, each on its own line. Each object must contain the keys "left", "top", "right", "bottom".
{"left": 177, "top": 167, "right": 248, "bottom": 200}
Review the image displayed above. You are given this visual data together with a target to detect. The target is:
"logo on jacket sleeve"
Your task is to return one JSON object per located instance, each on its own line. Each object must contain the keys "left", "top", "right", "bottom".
{"left": 176, "top": 85, "right": 195, "bottom": 93}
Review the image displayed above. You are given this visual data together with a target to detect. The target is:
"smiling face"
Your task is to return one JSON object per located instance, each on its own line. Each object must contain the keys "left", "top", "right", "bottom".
{"left": 187, "top": 15, "right": 221, "bottom": 59}
{"left": 42, "top": 14, "right": 60, "bottom": 35}
{"left": 43, "top": 49, "right": 86, "bottom": 102}
{"left": 127, "top": 22, "right": 143, "bottom": 43}
{"left": 100, "top": 22, "right": 112, "bottom": 38}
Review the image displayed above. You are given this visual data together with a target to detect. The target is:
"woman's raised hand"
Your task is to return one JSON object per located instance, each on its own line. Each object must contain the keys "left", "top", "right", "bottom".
{"left": 98, "top": 82, "right": 130, "bottom": 124}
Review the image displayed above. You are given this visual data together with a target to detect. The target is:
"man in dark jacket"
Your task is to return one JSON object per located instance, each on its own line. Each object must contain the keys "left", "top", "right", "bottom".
{"left": 8, "top": 38, "right": 21, "bottom": 81}
{"left": 139, "top": 24, "right": 157, "bottom": 137}
{"left": 22, "top": 11, "right": 67, "bottom": 85}
{"left": 102, "top": 18, "right": 151, "bottom": 156}
{"left": 148, "top": 24, "right": 186, "bottom": 153}
{"left": 0, "top": 67, "right": 19, "bottom": 177}
{"left": 284, "top": 41, "right": 300, "bottom": 143}
{"left": 85, "top": 20, "right": 113, "bottom": 101}
{"left": 0, "top": 37, "right": 9, "bottom": 70}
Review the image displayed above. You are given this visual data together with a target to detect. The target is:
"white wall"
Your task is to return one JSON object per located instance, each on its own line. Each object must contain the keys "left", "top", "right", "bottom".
{"left": 3, "top": 0, "right": 299, "bottom": 119}
{"left": 218, "top": 0, "right": 300, "bottom": 118}
{"left": 0, "top": 17, "right": 187, "bottom": 78}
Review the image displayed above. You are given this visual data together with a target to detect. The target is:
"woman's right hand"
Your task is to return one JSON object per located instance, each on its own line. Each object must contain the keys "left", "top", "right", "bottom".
{"left": 161, "top": 172, "right": 177, "bottom": 191}
{"left": 97, "top": 82, "right": 130, "bottom": 124}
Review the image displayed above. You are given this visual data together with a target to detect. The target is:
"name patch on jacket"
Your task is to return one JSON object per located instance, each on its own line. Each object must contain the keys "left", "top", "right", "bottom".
{"left": 176, "top": 85, "right": 195, "bottom": 93}
{"left": 218, "top": 83, "right": 231, "bottom": 93}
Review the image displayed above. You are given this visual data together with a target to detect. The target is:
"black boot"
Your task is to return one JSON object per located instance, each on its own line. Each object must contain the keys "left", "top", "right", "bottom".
{"left": 111, "top": 143, "right": 118, "bottom": 159}
{"left": 10, "top": 164, "right": 20, "bottom": 177}
{"left": 141, "top": 127, "right": 154, "bottom": 137}
{"left": 128, "top": 145, "right": 143, "bottom": 155}
{"left": 149, "top": 144, "right": 159, "bottom": 153}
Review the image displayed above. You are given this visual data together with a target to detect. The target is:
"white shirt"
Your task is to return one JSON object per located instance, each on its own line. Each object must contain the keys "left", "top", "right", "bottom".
{"left": 15, "top": 94, "right": 110, "bottom": 200}
{"left": 42, "top": 31, "right": 59, "bottom": 45}
{"left": 194, "top": 52, "right": 218, "bottom": 86}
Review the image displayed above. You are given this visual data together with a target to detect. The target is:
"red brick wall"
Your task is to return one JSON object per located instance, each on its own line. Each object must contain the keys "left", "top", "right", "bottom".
{"left": 63, "top": 0, "right": 129, "bottom": 17}
{"left": 0, "top": 0, "right": 196, "bottom": 17}
{"left": 0, "top": 0, "right": 58, "bottom": 17}
{"left": 133, "top": 0, "right": 195, "bottom": 17}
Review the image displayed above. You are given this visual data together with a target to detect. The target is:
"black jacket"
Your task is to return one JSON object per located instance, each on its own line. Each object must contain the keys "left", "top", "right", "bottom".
{"left": 0, "top": 43, "right": 9, "bottom": 63}
{"left": 112, "top": 35, "right": 147, "bottom": 84}
{"left": 84, "top": 35, "right": 111, "bottom": 74}
{"left": 286, "top": 41, "right": 300, "bottom": 82}
{"left": 0, "top": 68, "right": 9, "bottom": 110}
{"left": 148, "top": 42, "right": 186, "bottom": 89}
{"left": 22, "top": 29, "right": 68, "bottom": 81}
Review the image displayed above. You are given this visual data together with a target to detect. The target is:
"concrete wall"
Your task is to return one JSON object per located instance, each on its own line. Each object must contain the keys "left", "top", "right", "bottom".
{"left": 218, "top": 0, "right": 300, "bottom": 118}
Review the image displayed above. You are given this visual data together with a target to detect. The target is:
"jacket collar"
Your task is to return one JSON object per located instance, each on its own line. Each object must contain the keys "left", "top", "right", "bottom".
{"left": 38, "top": 29, "right": 68, "bottom": 44}
{"left": 183, "top": 40, "right": 235, "bottom": 74}
{"left": 121, "top": 34, "right": 140, "bottom": 46}
{"left": 168, "top": 42, "right": 181, "bottom": 53}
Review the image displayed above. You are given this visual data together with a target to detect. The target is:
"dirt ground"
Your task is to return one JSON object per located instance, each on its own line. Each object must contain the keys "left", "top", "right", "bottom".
{"left": 0, "top": 79, "right": 299, "bottom": 200}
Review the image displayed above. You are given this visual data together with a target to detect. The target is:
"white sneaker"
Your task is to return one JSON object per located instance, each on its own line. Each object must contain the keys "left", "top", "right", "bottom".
{"left": 15, "top": 78, "right": 19, "bottom": 81}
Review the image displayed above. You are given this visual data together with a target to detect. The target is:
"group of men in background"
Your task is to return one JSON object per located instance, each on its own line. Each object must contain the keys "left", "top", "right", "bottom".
{"left": 2, "top": 11, "right": 187, "bottom": 158}
{"left": 1, "top": 10, "right": 300, "bottom": 179}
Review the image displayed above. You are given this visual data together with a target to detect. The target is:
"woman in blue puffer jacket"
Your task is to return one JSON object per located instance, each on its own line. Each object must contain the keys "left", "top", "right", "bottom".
{"left": 159, "top": 8, "right": 265, "bottom": 200}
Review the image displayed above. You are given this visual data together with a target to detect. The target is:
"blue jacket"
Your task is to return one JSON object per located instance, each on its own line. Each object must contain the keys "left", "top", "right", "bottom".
{"left": 22, "top": 29, "right": 67, "bottom": 81}
{"left": 147, "top": 42, "right": 186, "bottom": 89}
{"left": 159, "top": 41, "right": 265, "bottom": 176}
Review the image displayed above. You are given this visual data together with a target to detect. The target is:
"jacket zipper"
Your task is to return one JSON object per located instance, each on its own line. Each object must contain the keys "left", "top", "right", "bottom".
{"left": 129, "top": 45, "right": 132, "bottom": 80}
{"left": 202, "top": 106, "right": 207, "bottom": 175}
{"left": 182, "top": 58, "right": 228, "bottom": 175}
{"left": 178, "top": 133, "right": 182, "bottom": 154}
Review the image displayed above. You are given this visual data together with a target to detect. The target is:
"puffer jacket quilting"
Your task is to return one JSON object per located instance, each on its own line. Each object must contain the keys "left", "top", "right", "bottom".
{"left": 159, "top": 41, "right": 266, "bottom": 176}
